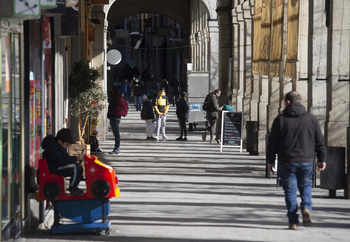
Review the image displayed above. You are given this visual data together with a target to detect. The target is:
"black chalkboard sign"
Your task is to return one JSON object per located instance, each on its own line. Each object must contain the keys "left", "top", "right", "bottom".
{"left": 220, "top": 111, "right": 243, "bottom": 152}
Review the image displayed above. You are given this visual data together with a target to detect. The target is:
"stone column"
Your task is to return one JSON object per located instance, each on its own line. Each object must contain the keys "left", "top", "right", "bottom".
{"left": 216, "top": 0, "right": 231, "bottom": 140}
{"left": 235, "top": 4, "right": 244, "bottom": 113}
{"left": 310, "top": 0, "right": 327, "bottom": 132}
{"left": 258, "top": 75, "right": 269, "bottom": 154}
{"left": 326, "top": 0, "right": 349, "bottom": 148}
{"left": 217, "top": 0, "right": 230, "bottom": 102}
{"left": 208, "top": 19, "right": 219, "bottom": 90}
{"left": 326, "top": 0, "right": 350, "bottom": 197}
{"left": 267, "top": 76, "right": 280, "bottom": 131}
{"left": 231, "top": 7, "right": 239, "bottom": 108}
{"left": 91, "top": 7, "right": 108, "bottom": 140}
{"left": 242, "top": 1, "right": 253, "bottom": 120}
{"left": 295, "top": 0, "right": 309, "bottom": 107}
{"left": 249, "top": 0, "right": 259, "bottom": 123}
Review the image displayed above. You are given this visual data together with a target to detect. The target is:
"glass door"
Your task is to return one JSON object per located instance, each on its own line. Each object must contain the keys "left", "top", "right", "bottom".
{"left": 1, "top": 32, "right": 22, "bottom": 234}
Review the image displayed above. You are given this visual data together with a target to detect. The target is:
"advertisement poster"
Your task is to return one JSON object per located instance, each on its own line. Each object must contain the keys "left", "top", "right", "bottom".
{"left": 29, "top": 79, "right": 42, "bottom": 167}
{"left": 42, "top": 22, "right": 52, "bottom": 49}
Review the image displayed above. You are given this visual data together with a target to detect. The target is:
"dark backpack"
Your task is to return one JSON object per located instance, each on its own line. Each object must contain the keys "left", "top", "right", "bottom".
{"left": 115, "top": 96, "right": 129, "bottom": 116}
{"left": 140, "top": 101, "right": 148, "bottom": 120}
{"left": 203, "top": 94, "right": 211, "bottom": 111}
{"left": 141, "top": 100, "right": 153, "bottom": 120}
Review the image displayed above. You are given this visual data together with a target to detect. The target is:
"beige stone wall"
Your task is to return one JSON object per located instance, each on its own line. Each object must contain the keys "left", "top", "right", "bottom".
{"left": 225, "top": 0, "right": 350, "bottom": 156}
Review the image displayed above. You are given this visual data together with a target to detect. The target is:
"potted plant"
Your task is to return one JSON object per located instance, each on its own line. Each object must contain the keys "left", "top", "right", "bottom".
{"left": 68, "top": 61, "right": 106, "bottom": 146}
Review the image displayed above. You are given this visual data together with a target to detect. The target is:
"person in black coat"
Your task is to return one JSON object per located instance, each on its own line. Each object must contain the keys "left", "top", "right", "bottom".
{"left": 176, "top": 92, "right": 189, "bottom": 141}
{"left": 141, "top": 95, "right": 156, "bottom": 140}
{"left": 131, "top": 76, "right": 145, "bottom": 111}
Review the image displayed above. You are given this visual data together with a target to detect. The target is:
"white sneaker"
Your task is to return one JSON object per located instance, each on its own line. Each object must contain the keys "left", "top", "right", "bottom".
{"left": 155, "top": 136, "right": 159, "bottom": 140}
{"left": 162, "top": 135, "right": 169, "bottom": 140}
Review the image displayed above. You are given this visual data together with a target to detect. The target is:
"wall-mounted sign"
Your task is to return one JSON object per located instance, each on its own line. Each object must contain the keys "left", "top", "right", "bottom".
{"left": 40, "top": 0, "right": 57, "bottom": 8}
{"left": 43, "top": 22, "right": 52, "bottom": 49}
{"left": 14, "top": 0, "right": 40, "bottom": 16}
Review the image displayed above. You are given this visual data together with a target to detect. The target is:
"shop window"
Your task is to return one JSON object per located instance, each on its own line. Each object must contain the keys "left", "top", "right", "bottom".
{"left": 1, "top": 32, "right": 21, "bottom": 232}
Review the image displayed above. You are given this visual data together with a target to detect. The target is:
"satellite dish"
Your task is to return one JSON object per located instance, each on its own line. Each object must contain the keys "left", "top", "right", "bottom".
{"left": 107, "top": 49, "right": 122, "bottom": 65}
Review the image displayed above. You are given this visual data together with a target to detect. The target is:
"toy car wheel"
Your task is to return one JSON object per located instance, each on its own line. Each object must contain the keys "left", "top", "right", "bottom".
{"left": 105, "top": 228, "right": 111, "bottom": 235}
{"left": 91, "top": 179, "right": 110, "bottom": 198}
{"left": 43, "top": 182, "right": 61, "bottom": 200}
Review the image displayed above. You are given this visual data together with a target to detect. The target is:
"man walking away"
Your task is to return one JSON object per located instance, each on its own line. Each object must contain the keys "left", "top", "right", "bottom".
{"left": 267, "top": 90, "right": 326, "bottom": 230}
{"left": 154, "top": 87, "right": 169, "bottom": 140}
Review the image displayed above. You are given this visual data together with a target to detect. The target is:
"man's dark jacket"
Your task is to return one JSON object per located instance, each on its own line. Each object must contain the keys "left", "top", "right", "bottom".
{"left": 41, "top": 135, "right": 77, "bottom": 173}
{"left": 266, "top": 103, "right": 326, "bottom": 164}
{"left": 176, "top": 98, "right": 189, "bottom": 120}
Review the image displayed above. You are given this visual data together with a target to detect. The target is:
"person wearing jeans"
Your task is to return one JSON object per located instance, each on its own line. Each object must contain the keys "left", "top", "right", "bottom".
{"left": 267, "top": 91, "right": 326, "bottom": 230}
{"left": 131, "top": 76, "right": 144, "bottom": 111}
{"left": 154, "top": 87, "right": 169, "bottom": 140}
{"left": 278, "top": 162, "right": 314, "bottom": 226}
{"left": 107, "top": 87, "right": 122, "bottom": 155}
{"left": 109, "top": 118, "right": 121, "bottom": 153}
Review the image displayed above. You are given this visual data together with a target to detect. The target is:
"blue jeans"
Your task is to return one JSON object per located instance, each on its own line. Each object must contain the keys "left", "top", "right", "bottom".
{"left": 134, "top": 95, "right": 143, "bottom": 111}
{"left": 279, "top": 162, "right": 314, "bottom": 225}
{"left": 110, "top": 118, "right": 121, "bottom": 151}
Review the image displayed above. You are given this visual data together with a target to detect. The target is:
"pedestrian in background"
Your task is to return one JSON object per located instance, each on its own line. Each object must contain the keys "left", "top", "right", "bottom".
{"left": 141, "top": 95, "right": 156, "bottom": 140}
{"left": 203, "top": 89, "right": 222, "bottom": 144}
{"left": 160, "top": 78, "right": 169, "bottom": 95}
{"left": 107, "top": 87, "right": 123, "bottom": 155}
{"left": 176, "top": 92, "right": 189, "bottom": 141}
{"left": 154, "top": 87, "right": 169, "bottom": 140}
{"left": 145, "top": 73, "right": 156, "bottom": 97}
{"left": 131, "top": 76, "right": 144, "bottom": 111}
{"left": 267, "top": 90, "right": 326, "bottom": 230}
{"left": 122, "top": 79, "right": 131, "bottom": 101}
{"left": 170, "top": 75, "right": 181, "bottom": 106}
{"left": 222, "top": 100, "right": 235, "bottom": 111}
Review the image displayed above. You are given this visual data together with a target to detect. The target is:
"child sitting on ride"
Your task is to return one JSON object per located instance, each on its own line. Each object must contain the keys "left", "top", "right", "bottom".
{"left": 41, "top": 128, "right": 85, "bottom": 196}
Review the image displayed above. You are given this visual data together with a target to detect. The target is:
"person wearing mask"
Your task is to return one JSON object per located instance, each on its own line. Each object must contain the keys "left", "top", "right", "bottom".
{"left": 154, "top": 87, "right": 169, "bottom": 140}
{"left": 131, "top": 76, "right": 144, "bottom": 111}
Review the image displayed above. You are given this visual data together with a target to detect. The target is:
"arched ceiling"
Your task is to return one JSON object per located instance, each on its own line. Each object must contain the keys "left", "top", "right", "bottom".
{"left": 107, "top": 0, "right": 191, "bottom": 36}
